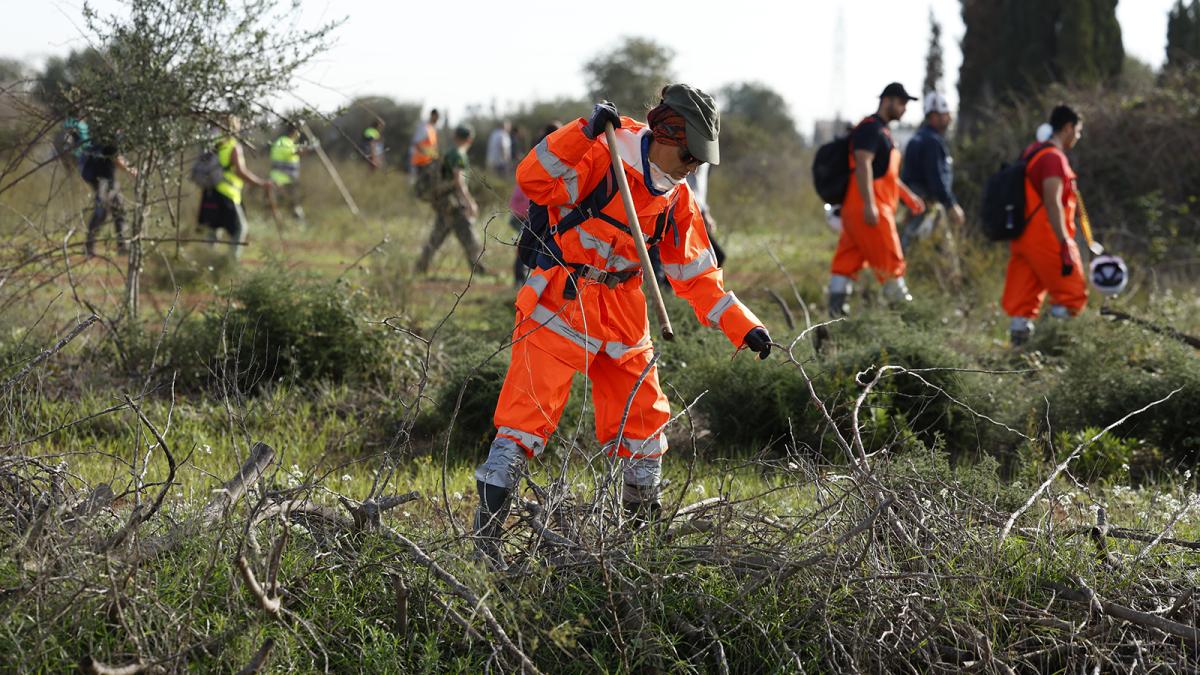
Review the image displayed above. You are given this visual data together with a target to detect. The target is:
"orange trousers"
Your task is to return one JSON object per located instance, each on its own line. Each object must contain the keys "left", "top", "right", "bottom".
{"left": 830, "top": 204, "right": 906, "bottom": 282}
{"left": 1001, "top": 236, "right": 1088, "bottom": 319}
{"left": 491, "top": 309, "right": 670, "bottom": 462}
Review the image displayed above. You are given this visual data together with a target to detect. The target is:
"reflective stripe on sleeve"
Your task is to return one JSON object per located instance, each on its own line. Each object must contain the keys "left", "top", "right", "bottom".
{"left": 530, "top": 305, "right": 601, "bottom": 354}
{"left": 535, "top": 139, "right": 579, "bottom": 203}
{"left": 524, "top": 273, "right": 549, "bottom": 299}
{"left": 706, "top": 291, "right": 740, "bottom": 326}
{"left": 663, "top": 247, "right": 717, "bottom": 281}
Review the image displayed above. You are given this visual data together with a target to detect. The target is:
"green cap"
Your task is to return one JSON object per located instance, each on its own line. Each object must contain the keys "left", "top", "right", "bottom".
{"left": 363, "top": 127, "right": 380, "bottom": 140}
{"left": 661, "top": 83, "right": 721, "bottom": 165}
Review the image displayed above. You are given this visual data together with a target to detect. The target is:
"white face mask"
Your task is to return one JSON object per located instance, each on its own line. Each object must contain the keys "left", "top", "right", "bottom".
{"left": 647, "top": 159, "right": 681, "bottom": 193}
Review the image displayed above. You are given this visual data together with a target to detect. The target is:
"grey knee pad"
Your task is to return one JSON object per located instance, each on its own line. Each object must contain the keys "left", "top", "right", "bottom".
{"left": 474, "top": 436, "right": 527, "bottom": 489}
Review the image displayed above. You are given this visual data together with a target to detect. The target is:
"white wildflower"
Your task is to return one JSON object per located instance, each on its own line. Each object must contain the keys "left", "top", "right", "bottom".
{"left": 693, "top": 484, "right": 706, "bottom": 496}
{"left": 341, "top": 474, "right": 352, "bottom": 482}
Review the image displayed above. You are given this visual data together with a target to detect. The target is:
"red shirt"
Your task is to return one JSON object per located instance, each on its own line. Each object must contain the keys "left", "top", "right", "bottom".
{"left": 1024, "top": 142, "right": 1074, "bottom": 211}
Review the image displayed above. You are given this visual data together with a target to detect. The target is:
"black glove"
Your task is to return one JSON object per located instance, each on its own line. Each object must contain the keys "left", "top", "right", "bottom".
{"left": 1059, "top": 240, "right": 1074, "bottom": 277}
{"left": 743, "top": 327, "right": 772, "bottom": 360}
{"left": 584, "top": 101, "right": 620, "bottom": 139}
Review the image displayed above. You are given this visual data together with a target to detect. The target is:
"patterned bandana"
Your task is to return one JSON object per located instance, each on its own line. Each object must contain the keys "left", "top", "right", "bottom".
{"left": 646, "top": 103, "right": 688, "bottom": 147}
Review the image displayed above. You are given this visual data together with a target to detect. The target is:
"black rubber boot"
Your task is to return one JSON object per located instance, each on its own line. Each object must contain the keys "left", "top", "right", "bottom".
{"left": 829, "top": 292, "right": 849, "bottom": 318}
{"left": 622, "top": 495, "right": 662, "bottom": 529}
{"left": 473, "top": 480, "right": 512, "bottom": 571}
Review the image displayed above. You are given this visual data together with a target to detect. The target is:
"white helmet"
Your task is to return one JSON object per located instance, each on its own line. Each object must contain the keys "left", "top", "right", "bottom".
{"left": 823, "top": 203, "right": 843, "bottom": 234}
{"left": 1090, "top": 254, "right": 1128, "bottom": 296}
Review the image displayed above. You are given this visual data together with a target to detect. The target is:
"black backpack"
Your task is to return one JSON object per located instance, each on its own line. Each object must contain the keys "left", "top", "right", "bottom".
{"left": 811, "top": 119, "right": 877, "bottom": 205}
{"left": 517, "top": 166, "right": 674, "bottom": 271}
{"left": 812, "top": 135, "right": 852, "bottom": 205}
{"left": 980, "top": 143, "right": 1054, "bottom": 241}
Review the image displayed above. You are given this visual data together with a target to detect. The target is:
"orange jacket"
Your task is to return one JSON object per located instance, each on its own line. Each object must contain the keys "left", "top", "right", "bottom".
{"left": 515, "top": 117, "right": 762, "bottom": 359}
{"left": 411, "top": 122, "right": 438, "bottom": 167}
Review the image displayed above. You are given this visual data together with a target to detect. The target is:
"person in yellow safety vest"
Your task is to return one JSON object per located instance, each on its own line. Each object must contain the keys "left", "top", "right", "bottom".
{"left": 269, "top": 123, "right": 312, "bottom": 221}
{"left": 363, "top": 121, "right": 385, "bottom": 171}
{"left": 198, "top": 115, "right": 272, "bottom": 258}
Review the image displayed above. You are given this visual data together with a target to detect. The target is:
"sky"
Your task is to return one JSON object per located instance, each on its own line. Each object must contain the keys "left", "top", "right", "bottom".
{"left": 1, "top": 0, "right": 1178, "bottom": 136}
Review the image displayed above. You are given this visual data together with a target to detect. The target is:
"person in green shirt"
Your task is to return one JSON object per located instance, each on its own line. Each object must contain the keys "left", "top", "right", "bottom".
{"left": 269, "top": 122, "right": 312, "bottom": 221}
{"left": 415, "top": 125, "right": 489, "bottom": 276}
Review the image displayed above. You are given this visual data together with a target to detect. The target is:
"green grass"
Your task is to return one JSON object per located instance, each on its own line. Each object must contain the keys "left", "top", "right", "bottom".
{"left": 3, "top": 152, "right": 1200, "bottom": 672}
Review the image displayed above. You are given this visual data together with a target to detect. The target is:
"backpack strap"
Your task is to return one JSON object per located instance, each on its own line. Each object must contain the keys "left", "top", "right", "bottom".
{"left": 550, "top": 165, "right": 622, "bottom": 237}
{"left": 1022, "top": 142, "right": 1058, "bottom": 224}
{"left": 647, "top": 190, "right": 682, "bottom": 248}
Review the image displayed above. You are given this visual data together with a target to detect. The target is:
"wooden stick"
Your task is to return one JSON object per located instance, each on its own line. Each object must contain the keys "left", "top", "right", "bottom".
{"left": 1100, "top": 307, "right": 1200, "bottom": 349}
{"left": 299, "top": 121, "right": 360, "bottom": 217}
{"left": 602, "top": 122, "right": 674, "bottom": 340}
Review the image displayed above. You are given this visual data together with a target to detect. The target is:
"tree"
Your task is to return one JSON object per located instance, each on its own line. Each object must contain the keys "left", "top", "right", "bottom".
{"left": 717, "top": 82, "right": 800, "bottom": 142}
{"left": 34, "top": 48, "right": 108, "bottom": 116}
{"left": 924, "top": 9, "right": 945, "bottom": 94}
{"left": 1167, "top": 0, "right": 1200, "bottom": 70}
{"left": 583, "top": 37, "right": 676, "bottom": 116}
{"left": 958, "top": 0, "right": 1124, "bottom": 130}
{"left": 63, "top": 0, "right": 338, "bottom": 323}
{"left": 0, "top": 59, "right": 25, "bottom": 84}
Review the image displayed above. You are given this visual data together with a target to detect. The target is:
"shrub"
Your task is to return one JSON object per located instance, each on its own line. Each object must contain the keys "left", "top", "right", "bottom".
{"left": 1032, "top": 315, "right": 1200, "bottom": 467}
{"left": 1049, "top": 427, "right": 1162, "bottom": 483}
{"left": 666, "top": 309, "right": 992, "bottom": 460}
{"left": 169, "top": 270, "right": 389, "bottom": 392}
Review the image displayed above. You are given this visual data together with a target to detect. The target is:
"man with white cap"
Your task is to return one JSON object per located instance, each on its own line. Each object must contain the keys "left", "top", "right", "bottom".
{"left": 900, "top": 91, "right": 964, "bottom": 251}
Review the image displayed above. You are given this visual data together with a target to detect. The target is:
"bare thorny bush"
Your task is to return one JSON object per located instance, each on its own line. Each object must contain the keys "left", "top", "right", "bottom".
{"left": 2, "top": 222, "right": 1198, "bottom": 673}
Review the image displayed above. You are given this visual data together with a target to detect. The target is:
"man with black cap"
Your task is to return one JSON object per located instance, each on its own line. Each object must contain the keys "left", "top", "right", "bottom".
{"left": 471, "top": 84, "right": 773, "bottom": 569}
{"left": 827, "top": 82, "right": 926, "bottom": 316}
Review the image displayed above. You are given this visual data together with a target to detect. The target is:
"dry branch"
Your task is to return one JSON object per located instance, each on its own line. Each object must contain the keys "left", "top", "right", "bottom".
{"left": 384, "top": 526, "right": 543, "bottom": 674}
{"left": 0, "top": 314, "right": 97, "bottom": 397}
{"left": 237, "top": 555, "right": 281, "bottom": 617}
{"left": 1047, "top": 582, "right": 1200, "bottom": 645}
{"left": 233, "top": 639, "right": 275, "bottom": 675}
{"left": 999, "top": 388, "right": 1182, "bottom": 542}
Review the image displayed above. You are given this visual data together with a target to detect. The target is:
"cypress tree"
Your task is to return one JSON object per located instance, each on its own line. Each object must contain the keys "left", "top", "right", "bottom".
{"left": 959, "top": 0, "right": 1124, "bottom": 130}
{"left": 924, "top": 9, "right": 946, "bottom": 94}
{"left": 1167, "top": 0, "right": 1200, "bottom": 69}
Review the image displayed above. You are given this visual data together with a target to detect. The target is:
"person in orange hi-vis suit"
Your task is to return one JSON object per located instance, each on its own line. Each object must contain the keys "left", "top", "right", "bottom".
{"left": 409, "top": 108, "right": 439, "bottom": 173}
{"left": 1002, "top": 105, "right": 1088, "bottom": 345}
{"left": 472, "top": 85, "right": 773, "bottom": 568}
{"left": 828, "top": 82, "right": 926, "bottom": 317}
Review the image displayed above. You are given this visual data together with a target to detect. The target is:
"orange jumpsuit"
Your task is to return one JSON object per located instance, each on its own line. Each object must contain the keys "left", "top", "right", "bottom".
{"left": 831, "top": 118, "right": 918, "bottom": 283}
{"left": 1001, "top": 145, "right": 1088, "bottom": 319}
{"left": 475, "top": 117, "right": 764, "bottom": 490}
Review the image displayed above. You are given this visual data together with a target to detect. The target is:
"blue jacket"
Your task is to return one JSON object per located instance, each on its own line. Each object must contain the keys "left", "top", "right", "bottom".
{"left": 901, "top": 123, "right": 957, "bottom": 207}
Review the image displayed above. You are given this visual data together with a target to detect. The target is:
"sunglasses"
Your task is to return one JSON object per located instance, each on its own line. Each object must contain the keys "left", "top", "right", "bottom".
{"left": 678, "top": 146, "right": 703, "bottom": 166}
